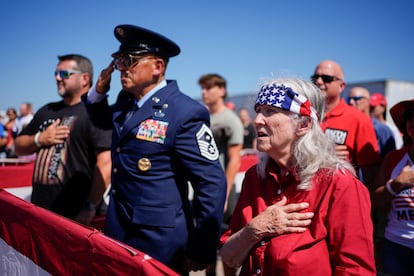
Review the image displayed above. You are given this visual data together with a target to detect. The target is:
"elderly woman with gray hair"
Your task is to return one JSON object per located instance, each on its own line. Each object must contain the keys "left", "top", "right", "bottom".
{"left": 219, "top": 78, "right": 376, "bottom": 275}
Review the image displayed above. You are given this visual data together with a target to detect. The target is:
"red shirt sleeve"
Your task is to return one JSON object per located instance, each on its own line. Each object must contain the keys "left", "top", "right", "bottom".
{"left": 325, "top": 172, "right": 376, "bottom": 275}
{"left": 354, "top": 114, "right": 381, "bottom": 167}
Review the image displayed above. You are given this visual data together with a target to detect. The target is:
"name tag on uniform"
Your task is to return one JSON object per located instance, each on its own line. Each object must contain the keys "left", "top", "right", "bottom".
{"left": 136, "top": 119, "right": 168, "bottom": 144}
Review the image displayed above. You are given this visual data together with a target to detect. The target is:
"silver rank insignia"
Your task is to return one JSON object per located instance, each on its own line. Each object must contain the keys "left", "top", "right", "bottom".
{"left": 196, "top": 124, "right": 219, "bottom": 161}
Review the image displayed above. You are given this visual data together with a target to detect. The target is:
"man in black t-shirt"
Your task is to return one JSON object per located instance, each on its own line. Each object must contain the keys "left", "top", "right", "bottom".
{"left": 15, "top": 54, "right": 111, "bottom": 225}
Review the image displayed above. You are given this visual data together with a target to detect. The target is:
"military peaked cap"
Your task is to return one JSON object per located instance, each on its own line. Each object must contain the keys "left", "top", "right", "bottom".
{"left": 111, "top": 24, "right": 180, "bottom": 59}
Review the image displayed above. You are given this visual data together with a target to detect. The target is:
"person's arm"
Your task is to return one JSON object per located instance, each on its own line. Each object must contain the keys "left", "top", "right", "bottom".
{"left": 75, "top": 87, "right": 113, "bottom": 226}
{"left": 372, "top": 185, "right": 394, "bottom": 215}
{"left": 334, "top": 144, "right": 350, "bottom": 161}
{"left": 356, "top": 116, "right": 381, "bottom": 191}
{"left": 85, "top": 63, "right": 112, "bottom": 105}
{"left": 90, "top": 61, "right": 114, "bottom": 97}
{"left": 371, "top": 152, "right": 393, "bottom": 213}
{"left": 326, "top": 175, "right": 376, "bottom": 275}
{"left": 75, "top": 150, "right": 112, "bottom": 226}
{"left": 0, "top": 129, "right": 7, "bottom": 148}
{"left": 83, "top": 62, "right": 115, "bottom": 131}
{"left": 0, "top": 138, "right": 7, "bottom": 151}
{"left": 173, "top": 104, "right": 227, "bottom": 270}
{"left": 225, "top": 144, "right": 242, "bottom": 201}
{"left": 224, "top": 113, "right": 244, "bottom": 210}
{"left": 374, "top": 162, "right": 414, "bottom": 213}
{"left": 361, "top": 164, "right": 380, "bottom": 192}
{"left": 90, "top": 150, "right": 112, "bottom": 204}
{"left": 14, "top": 119, "right": 69, "bottom": 156}
{"left": 220, "top": 197, "right": 313, "bottom": 268}
{"left": 384, "top": 164, "right": 414, "bottom": 194}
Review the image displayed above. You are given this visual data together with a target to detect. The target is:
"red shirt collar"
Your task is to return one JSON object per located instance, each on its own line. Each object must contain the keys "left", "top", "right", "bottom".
{"left": 324, "top": 98, "right": 348, "bottom": 120}
{"left": 265, "top": 159, "right": 301, "bottom": 188}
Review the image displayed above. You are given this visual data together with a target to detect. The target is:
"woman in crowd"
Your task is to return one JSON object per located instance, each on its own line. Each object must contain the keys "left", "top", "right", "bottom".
{"left": 5, "top": 107, "right": 17, "bottom": 157}
{"left": 219, "top": 78, "right": 376, "bottom": 275}
{"left": 372, "top": 99, "right": 414, "bottom": 276}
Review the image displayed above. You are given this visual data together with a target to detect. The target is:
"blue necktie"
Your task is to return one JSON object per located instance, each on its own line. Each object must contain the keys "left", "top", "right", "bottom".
{"left": 120, "top": 100, "right": 138, "bottom": 131}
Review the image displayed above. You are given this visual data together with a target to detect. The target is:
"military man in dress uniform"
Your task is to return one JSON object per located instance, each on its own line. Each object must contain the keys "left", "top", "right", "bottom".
{"left": 84, "top": 24, "right": 227, "bottom": 275}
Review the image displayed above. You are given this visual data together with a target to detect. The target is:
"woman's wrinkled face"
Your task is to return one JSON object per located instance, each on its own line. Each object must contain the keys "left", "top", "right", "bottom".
{"left": 254, "top": 105, "right": 297, "bottom": 157}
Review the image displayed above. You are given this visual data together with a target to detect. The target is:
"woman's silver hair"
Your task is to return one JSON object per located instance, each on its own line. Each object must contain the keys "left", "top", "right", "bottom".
{"left": 256, "top": 78, "right": 355, "bottom": 190}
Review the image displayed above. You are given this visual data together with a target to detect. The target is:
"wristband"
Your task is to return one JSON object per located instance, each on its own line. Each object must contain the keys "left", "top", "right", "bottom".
{"left": 34, "top": 132, "right": 42, "bottom": 147}
{"left": 385, "top": 179, "right": 397, "bottom": 196}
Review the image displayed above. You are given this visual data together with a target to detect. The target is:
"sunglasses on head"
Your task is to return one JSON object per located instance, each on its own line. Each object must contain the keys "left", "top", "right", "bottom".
{"left": 55, "top": 69, "right": 83, "bottom": 79}
{"left": 347, "top": 96, "right": 366, "bottom": 103}
{"left": 311, "top": 74, "right": 342, "bottom": 84}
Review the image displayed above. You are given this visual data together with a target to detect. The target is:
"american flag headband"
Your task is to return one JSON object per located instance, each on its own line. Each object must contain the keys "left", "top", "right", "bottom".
{"left": 255, "top": 83, "right": 319, "bottom": 122}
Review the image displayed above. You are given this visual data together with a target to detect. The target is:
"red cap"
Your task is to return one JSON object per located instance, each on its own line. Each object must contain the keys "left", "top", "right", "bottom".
{"left": 370, "top": 93, "right": 387, "bottom": 107}
{"left": 225, "top": 101, "right": 235, "bottom": 110}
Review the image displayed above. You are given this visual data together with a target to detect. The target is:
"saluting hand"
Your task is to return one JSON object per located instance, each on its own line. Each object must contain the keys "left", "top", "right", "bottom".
{"left": 96, "top": 61, "right": 115, "bottom": 94}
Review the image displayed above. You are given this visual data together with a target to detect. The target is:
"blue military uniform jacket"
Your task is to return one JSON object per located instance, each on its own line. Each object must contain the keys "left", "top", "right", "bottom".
{"left": 85, "top": 80, "right": 226, "bottom": 272}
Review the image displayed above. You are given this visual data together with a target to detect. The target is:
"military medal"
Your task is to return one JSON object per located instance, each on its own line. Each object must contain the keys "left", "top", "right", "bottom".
{"left": 138, "top": 158, "right": 151, "bottom": 171}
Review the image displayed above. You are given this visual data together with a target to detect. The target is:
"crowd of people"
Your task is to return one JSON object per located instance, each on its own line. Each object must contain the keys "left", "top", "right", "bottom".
{"left": 1, "top": 23, "right": 413, "bottom": 276}
{"left": 0, "top": 104, "right": 34, "bottom": 158}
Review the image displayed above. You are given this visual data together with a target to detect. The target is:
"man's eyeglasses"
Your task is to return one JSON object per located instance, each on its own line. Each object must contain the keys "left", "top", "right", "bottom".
{"left": 55, "top": 69, "right": 83, "bottom": 79}
{"left": 347, "top": 96, "right": 366, "bottom": 103}
{"left": 311, "top": 74, "right": 342, "bottom": 84}
{"left": 113, "top": 54, "right": 152, "bottom": 70}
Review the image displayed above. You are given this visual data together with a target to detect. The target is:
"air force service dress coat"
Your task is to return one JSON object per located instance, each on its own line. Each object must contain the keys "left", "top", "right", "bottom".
{"left": 85, "top": 80, "right": 227, "bottom": 271}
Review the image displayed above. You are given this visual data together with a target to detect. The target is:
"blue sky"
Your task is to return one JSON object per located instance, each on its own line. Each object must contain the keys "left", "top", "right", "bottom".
{"left": 1, "top": 0, "right": 413, "bottom": 112}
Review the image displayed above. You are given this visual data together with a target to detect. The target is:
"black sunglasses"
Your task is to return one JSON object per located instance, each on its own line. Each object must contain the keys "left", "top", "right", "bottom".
{"left": 347, "top": 96, "right": 366, "bottom": 103}
{"left": 113, "top": 54, "right": 153, "bottom": 70}
{"left": 311, "top": 74, "right": 342, "bottom": 84}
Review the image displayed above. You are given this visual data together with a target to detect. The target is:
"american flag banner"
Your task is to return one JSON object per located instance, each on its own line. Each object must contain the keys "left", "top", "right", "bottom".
{"left": 0, "top": 189, "right": 178, "bottom": 276}
{"left": 255, "top": 83, "right": 318, "bottom": 121}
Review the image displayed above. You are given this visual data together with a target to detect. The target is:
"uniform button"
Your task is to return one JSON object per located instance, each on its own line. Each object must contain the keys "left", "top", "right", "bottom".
{"left": 116, "top": 147, "right": 120, "bottom": 153}
{"left": 260, "top": 240, "right": 266, "bottom": 246}
{"left": 111, "top": 189, "right": 116, "bottom": 196}
{"left": 113, "top": 168, "right": 118, "bottom": 173}
{"left": 276, "top": 189, "right": 282, "bottom": 195}
{"left": 255, "top": 268, "right": 261, "bottom": 274}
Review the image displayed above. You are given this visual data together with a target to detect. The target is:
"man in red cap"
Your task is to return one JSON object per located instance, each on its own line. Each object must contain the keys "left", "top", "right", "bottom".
{"left": 348, "top": 87, "right": 396, "bottom": 159}
{"left": 370, "top": 93, "right": 404, "bottom": 149}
